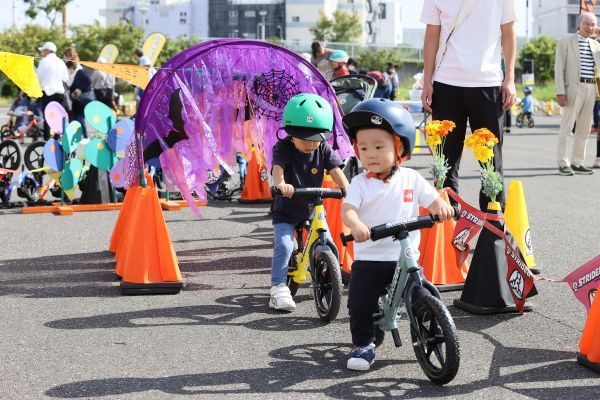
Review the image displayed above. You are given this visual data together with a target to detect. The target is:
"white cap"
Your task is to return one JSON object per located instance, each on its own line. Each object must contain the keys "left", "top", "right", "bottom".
{"left": 38, "top": 42, "right": 57, "bottom": 52}
{"left": 96, "top": 57, "right": 108, "bottom": 63}
{"left": 139, "top": 55, "right": 152, "bottom": 66}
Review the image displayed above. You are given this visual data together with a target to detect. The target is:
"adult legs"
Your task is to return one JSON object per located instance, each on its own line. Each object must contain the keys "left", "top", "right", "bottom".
{"left": 41, "top": 93, "right": 65, "bottom": 141}
{"left": 572, "top": 83, "right": 596, "bottom": 167}
{"left": 431, "top": 82, "right": 468, "bottom": 200}
{"left": 557, "top": 84, "right": 585, "bottom": 167}
{"left": 465, "top": 86, "right": 505, "bottom": 210}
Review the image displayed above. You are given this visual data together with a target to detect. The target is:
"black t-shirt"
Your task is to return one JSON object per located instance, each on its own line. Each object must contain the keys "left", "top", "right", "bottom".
{"left": 271, "top": 137, "right": 343, "bottom": 225}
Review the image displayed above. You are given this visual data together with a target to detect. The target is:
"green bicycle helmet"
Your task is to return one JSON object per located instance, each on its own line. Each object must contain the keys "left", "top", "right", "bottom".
{"left": 282, "top": 93, "right": 333, "bottom": 141}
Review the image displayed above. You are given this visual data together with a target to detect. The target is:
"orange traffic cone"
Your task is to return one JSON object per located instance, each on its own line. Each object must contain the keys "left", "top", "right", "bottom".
{"left": 238, "top": 146, "right": 272, "bottom": 203}
{"left": 115, "top": 185, "right": 183, "bottom": 294}
{"left": 418, "top": 189, "right": 469, "bottom": 291}
{"left": 578, "top": 292, "right": 600, "bottom": 372}
{"left": 322, "top": 174, "right": 353, "bottom": 283}
{"left": 111, "top": 173, "right": 154, "bottom": 260}
{"left": 109, "top": 186, "right": 139, "bottom": 254}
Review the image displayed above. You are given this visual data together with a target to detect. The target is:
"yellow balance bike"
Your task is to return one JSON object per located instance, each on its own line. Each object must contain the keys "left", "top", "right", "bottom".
{"left": 271, "top": 186, "right": 344, "bottom": 322}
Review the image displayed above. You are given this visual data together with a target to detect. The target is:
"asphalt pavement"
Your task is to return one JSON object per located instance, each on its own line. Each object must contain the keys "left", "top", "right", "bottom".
{"left": 1, "top": 115, "right": 600, "bottom": 399}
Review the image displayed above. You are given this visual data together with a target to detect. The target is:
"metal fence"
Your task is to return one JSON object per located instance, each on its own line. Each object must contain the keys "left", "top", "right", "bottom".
{"left": 190, "top": 37, "right": 423, "bottom": 62}
{"left": 278, "top": 40, "right": 423, "bottom": 62}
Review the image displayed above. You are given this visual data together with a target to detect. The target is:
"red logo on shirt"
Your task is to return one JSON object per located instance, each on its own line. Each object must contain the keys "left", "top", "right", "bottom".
{"left": 404, "top": 189, "right": 413, "bottom": 202}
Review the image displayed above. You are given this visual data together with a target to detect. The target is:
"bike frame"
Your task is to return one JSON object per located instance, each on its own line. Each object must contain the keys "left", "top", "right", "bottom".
{"left": 374, "top": 230, "right": 441, "bottom": 340}
{"left": 289, "top": 201, "right": 333, "bottom": 284}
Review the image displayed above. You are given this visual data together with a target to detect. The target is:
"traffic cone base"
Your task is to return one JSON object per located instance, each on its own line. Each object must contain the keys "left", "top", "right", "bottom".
{"left": 121, "top": 281, "right": 184, "bottom": 295}
{"left": 453, "top": 299, "right": 532, "bottom": 315}
{"left": 577, "top": 354, "right": 600, "bottom": 372}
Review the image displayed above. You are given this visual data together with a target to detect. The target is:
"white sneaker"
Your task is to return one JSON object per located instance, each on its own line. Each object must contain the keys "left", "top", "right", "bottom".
{"left": 269, "top": 283, "right": 296, "bottom": 311}
{"left": 594, "top": 158, "right": 600, "bottom": 169}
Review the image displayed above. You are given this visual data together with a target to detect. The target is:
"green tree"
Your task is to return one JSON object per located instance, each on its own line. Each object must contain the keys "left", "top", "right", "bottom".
{"left": 69, "top": 22, "right": 145, "bottom": 64}
{"left": 356, "top": 48, "right": 406, "bottom": 72}
{"left": 518, "top": 35, "right": 557, "bottom": 84}
{"left": 155, "top": 35, "right": 201, "bottom": 66}
{"left": 24, "top": 0, "right": 73, "bottom": 27}
{"left": 310, "top": 10, "right": 362, "bottom": 43}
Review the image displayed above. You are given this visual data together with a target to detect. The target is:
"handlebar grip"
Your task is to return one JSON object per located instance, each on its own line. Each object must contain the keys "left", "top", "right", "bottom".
{"left": 340, "top": 232, "right": 354, "bottom": 247}
{"left": 431, "top": 203, "right": 460, "bottom": 222}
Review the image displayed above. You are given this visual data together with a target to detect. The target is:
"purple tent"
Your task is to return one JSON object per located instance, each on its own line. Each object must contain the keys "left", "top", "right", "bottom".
{"left": 127, "top": 39, "right": 354, "bottom": 214}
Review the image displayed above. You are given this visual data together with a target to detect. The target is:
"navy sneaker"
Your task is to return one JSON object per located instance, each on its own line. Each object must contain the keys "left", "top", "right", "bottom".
{"left": 347, "top": 344, "right": 375, "bottom": 371}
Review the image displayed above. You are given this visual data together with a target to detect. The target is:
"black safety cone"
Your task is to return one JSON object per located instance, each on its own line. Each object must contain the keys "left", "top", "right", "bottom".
{"left": 79, "top": 165, "right": 114, "bottom": 204}
{"left": 453, "top": 201, "right": 537, "bottom": 314}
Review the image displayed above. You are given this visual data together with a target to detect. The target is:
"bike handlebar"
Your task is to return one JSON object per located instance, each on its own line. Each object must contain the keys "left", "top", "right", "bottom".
{"left": 271, "top": 186, "right": 345, "bottom": 200}
{"left": 340, "top": 204, "right": 459, "bottom": 246}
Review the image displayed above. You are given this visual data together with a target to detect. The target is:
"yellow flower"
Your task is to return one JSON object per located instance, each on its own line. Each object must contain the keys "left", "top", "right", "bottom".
{"left": 426, "top": 134, "right": 442, "bottom": 148}
{"left": 474, "top": 146, "right": 494, "bottom": 163}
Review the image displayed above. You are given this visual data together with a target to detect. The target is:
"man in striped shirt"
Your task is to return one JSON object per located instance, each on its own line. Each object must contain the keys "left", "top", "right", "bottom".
{"left": 555, "top": 12, "right": 600, "bottom": 175}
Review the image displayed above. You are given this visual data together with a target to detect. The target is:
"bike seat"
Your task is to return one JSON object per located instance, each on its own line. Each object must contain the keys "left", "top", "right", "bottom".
{"left": 295, "top": 220, "right": 310, "bottom": 230}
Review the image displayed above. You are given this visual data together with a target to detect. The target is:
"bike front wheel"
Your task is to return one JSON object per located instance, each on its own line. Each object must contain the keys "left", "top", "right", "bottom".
{"left": 311, "top": 250, "right": 343, "bottom": 322}
{"left": 410, "top": 295, "right": 460, "bottom": 385}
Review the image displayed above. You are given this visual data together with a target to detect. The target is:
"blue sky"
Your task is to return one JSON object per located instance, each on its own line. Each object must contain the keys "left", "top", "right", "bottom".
{"left": 0, "top": 0, "right": 105, "bottom": 30}
{"left": 1, "top": 0, "right": 529, "bottom": 38}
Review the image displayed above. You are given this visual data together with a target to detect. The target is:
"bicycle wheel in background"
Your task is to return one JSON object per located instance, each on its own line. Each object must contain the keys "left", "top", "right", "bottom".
{"left": 0, "top": 139, "right": 22, "bottom": 170}
{"left": 410, "top": 295, "right": 460, "bottom": 385}
{"left": 24, "top": 141, "right": 45, "bottom": 171}
{"left": 527, "top": 117, "right": 534, "bottom": 128}
{"left": 311, "top": 249, "right": 343, "bottom": 322}
{"left": 515, "top": 114, "right": 524, "bottom": 128}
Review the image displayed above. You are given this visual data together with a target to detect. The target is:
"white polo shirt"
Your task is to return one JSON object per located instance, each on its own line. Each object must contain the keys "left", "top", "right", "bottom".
{"left": 36, "top": 53, "right": 69, "bottom": 96}
{"left": 421, "top": 0, "right": 516, "bottom": 87}
{"left": 344, "top": 168, "right": 440, "bottom": 262}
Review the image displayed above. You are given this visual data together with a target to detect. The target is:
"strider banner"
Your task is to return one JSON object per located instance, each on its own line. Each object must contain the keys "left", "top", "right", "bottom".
{"left": 581, "top": 0, "right": 597, "bottom": 13}
{"left": 563, "top": 255, "right": 600, "bottom": 311}
{"left": 450, "top": 196, "right": 485, "bottom": 266}
{"left": 504, "top": 232, "right": 536, "bottom": 313}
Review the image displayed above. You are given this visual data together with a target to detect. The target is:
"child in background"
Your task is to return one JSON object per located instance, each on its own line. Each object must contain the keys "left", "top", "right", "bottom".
{"left": 270, "top": 93, "right": 350, "bottom": 311}
{"left": 8, "top": 92, "right": 42, "bottom": 143}
{"left": 520, "top": 86, "right": 534, "bottom": 121}
{"left": 341, "top": 98, "right": 454, "bottom": 370}
{"left": 329, "top": 50, "right": 350, "bottom": 78}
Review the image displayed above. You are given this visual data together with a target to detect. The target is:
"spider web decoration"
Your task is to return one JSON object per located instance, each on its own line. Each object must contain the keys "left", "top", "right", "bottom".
{"left": 251, "top": 70, "right": 301, "bottom": 120}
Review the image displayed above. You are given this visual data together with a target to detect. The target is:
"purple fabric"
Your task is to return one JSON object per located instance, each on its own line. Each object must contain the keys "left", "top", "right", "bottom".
{"left": 128, "top": 39, "right": 354, "bottom": 202}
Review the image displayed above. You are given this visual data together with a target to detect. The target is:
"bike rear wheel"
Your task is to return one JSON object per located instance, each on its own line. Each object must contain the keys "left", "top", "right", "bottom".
{"left": 311, "top": 250, "right": 343, "bottom": 322}
{"left": 0, "top": 139, "right": 22, "bottom": 170}
{"left": 515, "top": 114, "right": 524, "bottom": 128}
{"left": 527, "top": 117, "right": 534, "bottom": 128}
{"left": 410, "top": 295, "right": 460, "bottom": 385}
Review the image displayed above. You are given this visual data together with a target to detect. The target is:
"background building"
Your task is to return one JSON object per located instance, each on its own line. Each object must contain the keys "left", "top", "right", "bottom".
{"left": 208, "top": 0, "right": 285, "bottom": 39}
{"left": 102, "top": 0, "right": 209, "bottom": 38}
{"left": 532, "top": 0, "right": 600, "bottom": 38}
{"left": 285, "top": 0, "right": 402, "bottom": 46}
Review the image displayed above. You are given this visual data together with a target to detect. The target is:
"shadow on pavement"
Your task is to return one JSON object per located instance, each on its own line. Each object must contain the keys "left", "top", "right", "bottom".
{"left": 45, "top": 339, "right": 599, "bottom": 399}
{"left": 45, "top": 293, "right": 323, "bottom": 332}
{"left": 0, "top": 251, "right": 121, "bottom": 298}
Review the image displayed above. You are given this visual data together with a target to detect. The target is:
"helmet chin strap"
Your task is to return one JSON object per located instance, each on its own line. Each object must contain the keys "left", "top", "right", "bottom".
{"left": 353, "top": 136, "right": 407, "bottom": 183}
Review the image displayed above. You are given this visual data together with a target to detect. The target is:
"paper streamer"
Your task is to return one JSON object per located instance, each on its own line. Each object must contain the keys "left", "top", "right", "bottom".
{"left": 0, "top": 52, "right": 42, "bottom": 98}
